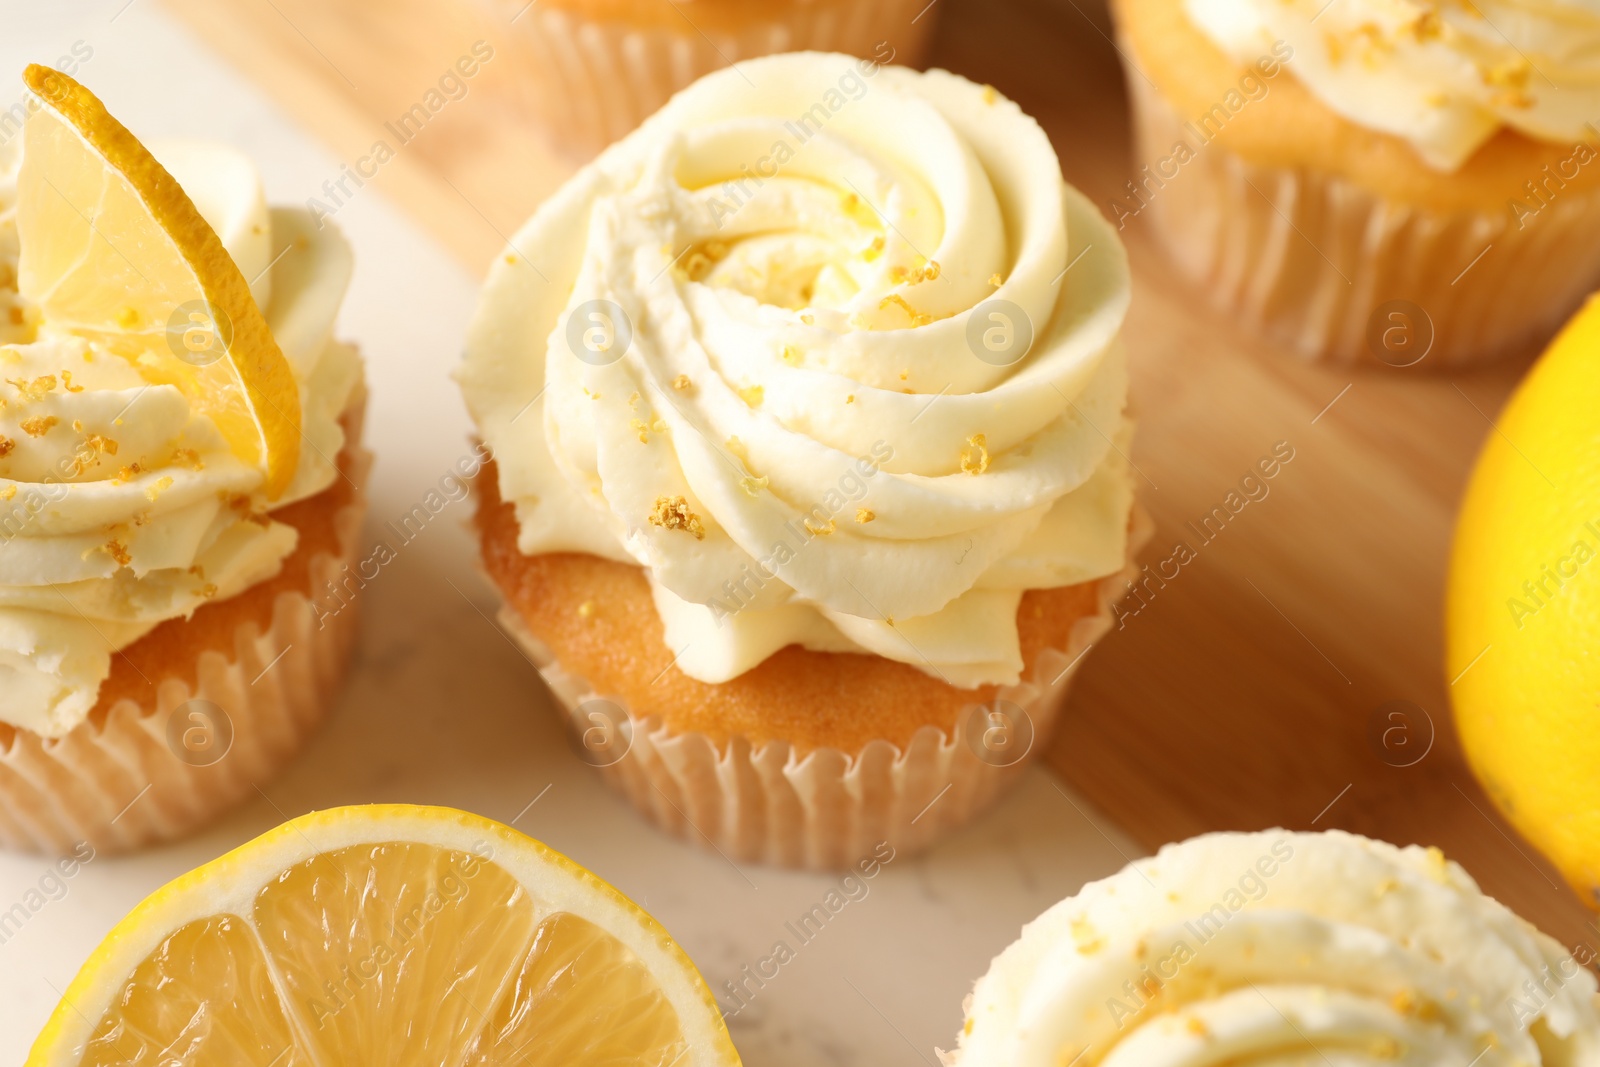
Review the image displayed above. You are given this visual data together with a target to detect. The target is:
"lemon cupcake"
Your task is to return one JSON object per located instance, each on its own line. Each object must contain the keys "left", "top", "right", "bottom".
{"left": 951, "top": 830, "right": 1600, "bottom": 1064}
{"left": 489, "top": 0, "right": 936, "bottom": 157}
{"left": 1112, "top": 0, "right": 1600, "bottom": 366}
{"left": 460, "top": 52, "right": 1144, "bottom": 869}
{"left": 0, "top": 68, "right": 368, "bottom": 854}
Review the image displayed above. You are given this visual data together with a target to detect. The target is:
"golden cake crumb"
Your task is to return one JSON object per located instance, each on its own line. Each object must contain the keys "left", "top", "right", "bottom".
{"left": 61, "top": 370, "right": 83, "bottom": 393}
{"left": 961, "top": 433, "right": 990, "bottom": 475}
{"left": 800, "top": 313, "right": 814, "bottom": 325}
{"left": 671, "top": 374, "right": 692, "bottom": 391}
{"left": 862, "top": 235, "right": 885, "bottom": 262}
{"left": 1070, "top": 915, "right": 1104, "bottom": 954}
{"left": 0, "top": 435, "right": 12, "bottom": 458}
{"left": 846, "top": 394, "right": 855, "bottom": 404}
{"left": 649, "top": 495, "right": 705, "bottom": 539}
{"left": 21, "top": 415, "right": 57, "bottom": 438}
{"left": 105, "top": 539, "right": 132, "bottom": 567}
{"left": 989, "top": 273, "right": 1003, "bottom": 287}
{"left": 145, "top": 475, "right": 174, "bottom": 501}
{"left": 781, "top": 344, "right": 801, "bottom": 364}
{"left": 8, "top": 375, "right": 55, "bottom": 403}
{"left": 738, "top": 384, "right": 764, "bottom": 407}
{"left": 804, "top": 516, "right": 836, "bottom": 536}
{"left": 856, "top": 508, "right": 875, "bottom": 523}
{"left": 740, "top": 474, "right": 769, "bottom": 496}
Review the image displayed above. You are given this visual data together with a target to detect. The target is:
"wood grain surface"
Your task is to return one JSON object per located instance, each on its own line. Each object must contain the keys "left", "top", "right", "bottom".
{"left": 161, "top": 0, "right": 1598, "bottom": 949}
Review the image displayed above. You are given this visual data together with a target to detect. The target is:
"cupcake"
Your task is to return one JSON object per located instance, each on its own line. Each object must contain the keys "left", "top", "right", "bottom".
{"left": 951, "top": 829, "right": 1600, "bottom": 1064}
{"left": 1111, "top": 0, "right": 1600, "bottom": 366}
{"left": 460, "top": 52, "right": 1144, "bottom": 869}
{"left": 488, "top": 0, "right": 937, "bottom": 157}
{"left": 0, "top": 67, "right": 368, "bottom": 853}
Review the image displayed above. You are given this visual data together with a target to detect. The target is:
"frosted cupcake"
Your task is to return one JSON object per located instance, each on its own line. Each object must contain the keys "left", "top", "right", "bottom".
{"left": 488, "top": 0, "right": 936, "bottom": 157}
{"left": 460, "top": 52, "right": 1143, "bottom": 868}
{"left": 1112, "top": 0, "right": 1600, "bottom": 366}
{"left": 0, "top": 68, "right": 368, "bottom": 853}
{"left": 952, "top": 829, "right": 1600, "bottom": 1064}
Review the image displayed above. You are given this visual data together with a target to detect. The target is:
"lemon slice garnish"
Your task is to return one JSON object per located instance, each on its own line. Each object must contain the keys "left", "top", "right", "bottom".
{"left": 17, "top": 64, "right": 300, "bottom": 499}
{"left": 27, "top": 805, "right": 741, "bottom": 1066}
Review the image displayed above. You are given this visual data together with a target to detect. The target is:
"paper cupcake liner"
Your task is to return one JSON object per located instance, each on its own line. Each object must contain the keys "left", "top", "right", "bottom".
{"left": 0, "top": 422, "right": 372, "bottom": 857}
{"left": 501, "top": 505, "right": 1152, "bottom": 871}
{"left": 492, "top": 0, "right": 938, "bottom": 157}
{"left": 1123, "top": 72, "right": 1600, "bottom": 367}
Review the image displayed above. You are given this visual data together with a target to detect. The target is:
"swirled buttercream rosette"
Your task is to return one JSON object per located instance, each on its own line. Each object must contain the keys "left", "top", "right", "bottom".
{"left": 951, "top": 830, "right": 1600, "bottom": 1066}
{"left": 462, "top": 52, "right": 1141, "bottom": 865}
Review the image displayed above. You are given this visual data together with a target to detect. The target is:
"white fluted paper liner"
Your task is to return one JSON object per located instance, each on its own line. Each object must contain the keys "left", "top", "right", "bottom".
{"left": 1124, "top": 73, "right": 1600, "bottom": 366}
{"left": 0, "top": 426, "right": 371, "bottom": 856}
{"left": 493, "top": 0, "right": 937, "bottom": 158}
{"left": 501, "top": 506, "right": 1152, "bottom": 870}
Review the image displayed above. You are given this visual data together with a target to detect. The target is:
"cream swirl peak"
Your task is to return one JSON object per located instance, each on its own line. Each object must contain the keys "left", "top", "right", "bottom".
{"left": 953, "top": 830, "right": 1600, "bottom": 1066}
{"left": 462, "top": 52, "right": 1134, "bottom": 688}
{"left": 0, "top": 141, "right": 362, "bottom": 737}
{"left": 1185, "top": 0, "right": 1600, "bottom": 171}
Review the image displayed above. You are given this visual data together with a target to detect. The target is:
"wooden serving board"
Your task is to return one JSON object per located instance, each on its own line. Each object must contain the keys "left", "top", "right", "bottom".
{"left": 162, "top": 0, "right": 1597, "bottom": 948}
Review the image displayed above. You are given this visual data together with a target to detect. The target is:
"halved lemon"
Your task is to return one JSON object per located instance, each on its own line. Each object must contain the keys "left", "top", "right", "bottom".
{"left": 27, "top": 805, "right": 741, "bottom": 1067}
{"left": 17, "top": 64, "right": 300, "bottom": 499}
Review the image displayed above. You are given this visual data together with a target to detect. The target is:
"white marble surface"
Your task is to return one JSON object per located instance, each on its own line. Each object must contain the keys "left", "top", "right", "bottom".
{"left": 0, "top": 5, "right": 1144, "bottom": 1064}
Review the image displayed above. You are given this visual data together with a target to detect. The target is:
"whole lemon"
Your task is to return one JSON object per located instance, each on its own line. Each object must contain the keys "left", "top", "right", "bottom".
{"left": 1448, "top": 294, "right": 1600, "bottom": 907}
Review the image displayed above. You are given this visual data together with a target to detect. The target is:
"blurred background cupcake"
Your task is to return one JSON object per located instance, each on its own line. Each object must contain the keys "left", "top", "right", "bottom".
{"left": 460, "top": 53, "right": 1144, "bottom": 869}
{"left": 484, "top": 0, "right": 939, "bottom": 157}
{"left": 1111, "top": 0, "right": 1600, "bottom": 367}
{"left": 0, "top": 68, "right": 368, "bottom": 854}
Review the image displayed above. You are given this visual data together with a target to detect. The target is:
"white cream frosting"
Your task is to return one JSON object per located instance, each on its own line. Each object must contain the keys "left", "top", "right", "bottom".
{"left": 461, "top": 52, "right": 1134, "bottom": 688}
{"left": 954, "top": 829, "right": 1600, "bottom": 1066}
{"left": 0, "top": 138, "right": 361, "bottom": 738}
{"left": 1184, "top": 0, "right": 1600, "bottom": 171}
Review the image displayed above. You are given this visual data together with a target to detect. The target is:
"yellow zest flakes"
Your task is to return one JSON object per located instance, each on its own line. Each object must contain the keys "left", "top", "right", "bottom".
{"left": 890, "top": 259, "right": 941, "bottom": 286}
{"left": 961, "top": 433, "right": 990, "bottom": 475}
{"left": 118, "top": 463, "right": 142, "bottom": 482}
{"left": 1069, "top": 915, "right": 1104, "bottom": 954}
{"left": 8, "top": 375, "right": 56, "bottom": 402}
{"left": 105, "top": 539, "right": 132, "bottom": 567}
{"left": 582, "top": 386, "right": 601, "bottom": 400}
{"left": 115, "top": 306, "right": 141, "bottom": 329}
{"left": 989, "top": 273, "right": 1004, "bottom": 287}
{"left": 846, "top": 394, "right": 856, "bottom": 404}
{"left": 840, "top": 192, "right": 878, "bottom": 227}
{"left": 740, "top": 474, "right": 769, "bottom": 496}
{"left": 780, "top": 344, "right": 801, "bottom": 365}
{"left": 879, "top": 293, "right": 931, "bottom": 327}
{"left": 738, "top": 384, "right": 764, "bottom": 407}
{"left": 649, "top": 495, "right": 705, "bottom": 540}
{"left": 725, "top": 435, "right": 749, "bottom": 462}
{"left": 145, "top": 475, "right": 174, "bottom": 501}
{"left": 800, "top": 313, "right": 814, "bottom": 326}
{"left": 72, "top": 419, "right": 84, "bottom": 433}
{"left": 577, "top": 600, "right": 596, "bottom": 618}
{"left": 1408, "top": 8, "right": 1443, "bottom": 41}
{"left": 629, "top": 417, "right": 652, "bottom": 443}
{"left": 21, "top": 415, "right": 57, "bottom": 438}
{"left": 672, "top": 374, "right": 692, "bottom": 391}
{"left": 982, "top": 83, "right": 999, "bottom": 105}
{"left": 1483, "top": 55, "right": 1532, "bottom": 90}
{"left": 1323, "top": 30, "right": 1345, "bottom": 64}
{"left": 803, "top": 516, "right": 836, "bottom": 536}
{"left": 683, "top": 250, "right": 715, "bottom": 281}
{"left": 628, "top": 391, "right": 642, "bottom": 410}
{"left": 0, "top": 435, "right": 12, "bottom": 458}
{"left": 61, "top": 370, "right": 83, "bottom": 393}
{"left": 862, "top": 235, "right": 885, "bottom": 262}
{"left": 855, "top": 508, "right": 875, "bottom": 523}
{"left": 174, "top": 448, "right": 203, "bottom": 470}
